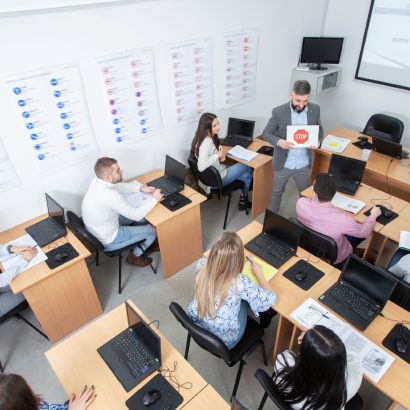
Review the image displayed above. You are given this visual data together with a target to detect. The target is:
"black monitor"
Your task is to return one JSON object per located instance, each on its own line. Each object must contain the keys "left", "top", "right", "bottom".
{"left": 227, "top": 117, "right": 255, "bottom": 138}
{"left": 45, "top": 193, "right": 66, "bottom": 232}
{"left": 300, "top": 37, "right": 344, "bottom": 70}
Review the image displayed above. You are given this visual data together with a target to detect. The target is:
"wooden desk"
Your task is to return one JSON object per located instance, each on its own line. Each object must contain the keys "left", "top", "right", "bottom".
{"left": 135, "top": 170, "right": 207, "bottom": 278}
{"left": 312, "top": 128, "right": 410, "bottom": 201}
{"left": 280, "top": 271, "right": 410, "bottom": 410}
{"left": 46, "top": 301, "right": 224, "bottom": 409}
{"left": 222, "top": 139, "right": 273, "bottom": 219}
{"left": 181, "top": 385, "right": 230, "bottom": 409}
{"left": 0, "top": 215, "right": 102, "bottom": 343}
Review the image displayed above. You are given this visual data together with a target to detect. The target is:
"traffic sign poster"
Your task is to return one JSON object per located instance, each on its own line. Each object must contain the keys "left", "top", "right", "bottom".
{"left": 286, "top": 125, "right": 319, "bottom": 148}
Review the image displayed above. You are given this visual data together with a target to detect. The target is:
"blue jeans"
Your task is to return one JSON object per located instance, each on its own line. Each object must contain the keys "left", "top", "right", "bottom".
{"left": 227, "top": 300, "right": 249, "bottom": 349}
{"left": 222, "top": 163, "right": 253, "bottom": 193}
{"left": 388, "top": 248, "right": 409, "bottom": 269}
{"left": 104, "top": 216, "right": 156, "bottom": 257}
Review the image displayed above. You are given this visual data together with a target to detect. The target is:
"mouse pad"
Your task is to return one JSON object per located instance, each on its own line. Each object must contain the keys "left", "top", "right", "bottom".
{"left": 363, "top": 205, "right": 398, "bottom": 225}
{"left": 382, "top": 324, "right": 410, "bottom": 364}
{"left": 283, "top": 259, "right": 325, "bottom": 291}
{"left": 125, "top": 373, "right": 183, "bottom": 410}
{"left": 45, "top": 243, "right": 79, "bottom": 269}
{"left": 352, "top": 140, "right": 373, "bottom": 150}
{"left": 161, "top": 192, "right": 192, "bottom": 212}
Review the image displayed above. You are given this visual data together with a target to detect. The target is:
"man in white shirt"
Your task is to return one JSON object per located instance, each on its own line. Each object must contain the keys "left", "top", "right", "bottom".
{"left": 82, "top": 157, "right": 163, "bottom": 267}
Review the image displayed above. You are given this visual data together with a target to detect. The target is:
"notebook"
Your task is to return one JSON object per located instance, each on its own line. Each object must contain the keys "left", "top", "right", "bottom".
{"left": 245, "top": 210, "right": 302, "bottom": 268}
{"left": 25, "top": 194, "right": 67, "bottom": 247}
{"left": 219, "top": 117, "right": 255, "bottom": 148}
{"left": 98, "top": 302, "right": 161, "bottom": 392}
{"left": 318, "top": 255, "right": 397, "bottom": 331}
{"left": 242, "top": 256, "right": 278, "bottom": 284}
{"left": 328, "top": 153, "right": 366, "bottom": 195}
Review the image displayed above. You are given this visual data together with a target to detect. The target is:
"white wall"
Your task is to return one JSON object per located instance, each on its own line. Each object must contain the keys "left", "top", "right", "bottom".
{"left": 0, "top": 0, "right": 326, "bottom": 231}
{"left": 319, "top": 0, "right": 410, "bottom": 145}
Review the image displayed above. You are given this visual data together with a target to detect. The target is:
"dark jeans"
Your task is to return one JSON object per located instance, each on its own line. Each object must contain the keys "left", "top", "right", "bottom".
{"left": 345, "top": 235, "right": 364, "bottom": 249}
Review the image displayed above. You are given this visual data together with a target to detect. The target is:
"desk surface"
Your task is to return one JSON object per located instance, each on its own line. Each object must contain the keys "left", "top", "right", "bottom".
{"left": 181, "top": 385, "right": 230, "bottom": 409}
{"left": 46, "top": 301, "right": 212, "bottom": 409}
{"left": 301, "top": 184, "right": 409, "bottom": 234}
{"left": 379, "top": 203, "right": 410, "bottom": 243}
{"left": 300, "top": 271, "right": 410, "bottom": 409}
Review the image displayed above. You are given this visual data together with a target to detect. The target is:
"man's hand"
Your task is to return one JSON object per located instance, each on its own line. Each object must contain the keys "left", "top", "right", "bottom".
{"left": 278, "top": 139, "right": 295, "bottom": 150}
{"left": 371, "top": 206, "right": 382, "bottom": 218}
{"left": 10, "top": 245, "right": 34, "bottom": 254}
{"left": 152, "top": 189, "right": 164, "bottom": 202}
{"left": 68, "top": 385, "right": 96, "bottom": 410}
{"left": 20, "top": 248, "right": 37, "bottom": 262}
{"left": 141, "top": 185, "right": 156, "bottom": 193}
{"left": 308, "top": 145, "right": 318, "bottom": 150}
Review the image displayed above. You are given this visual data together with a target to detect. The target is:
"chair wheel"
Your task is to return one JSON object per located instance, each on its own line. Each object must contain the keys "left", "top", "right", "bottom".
{"left": 245, "top": 208, "right": 250, "bottom": 215}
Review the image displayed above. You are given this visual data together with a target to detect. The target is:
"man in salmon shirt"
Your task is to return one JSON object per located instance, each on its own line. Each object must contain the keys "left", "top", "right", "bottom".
{"left": 296, "top": 173, "right": 381, "bottom": 265}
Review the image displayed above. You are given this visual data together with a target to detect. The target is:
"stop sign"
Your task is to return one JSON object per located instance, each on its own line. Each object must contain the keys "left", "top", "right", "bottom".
{"left": 293, "top": 128, "right": 309, "bottom": 145}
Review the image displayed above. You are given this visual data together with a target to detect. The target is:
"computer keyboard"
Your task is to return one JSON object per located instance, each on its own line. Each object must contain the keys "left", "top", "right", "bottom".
{"left": 332, "top": 175, "right": 357, "bottom": 190}
{"left": 112, "top": 330, "right": 158, "bottom": 379}
{"left": 254, "top": 234, "right": 291, "bottom": 260}
{"left": 330, "top": 283, "right": 377, "bottom": 320}
{"left": 150, "top": 178, "right": 180, "bottom": 197}
{"left": 27, "top": 219, "right": 63, "bottom": 245}
{"left": 220, "top": 136, "right": 251, "bottom": 148}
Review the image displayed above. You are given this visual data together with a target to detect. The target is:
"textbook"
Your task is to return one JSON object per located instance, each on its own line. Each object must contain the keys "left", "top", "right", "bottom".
{"left": 242, "top": 256, "right": 278, "bottom": 284}
{"left": 0, "top": 234, "right": 47, "bottom": 272}
{"left": 321, "top": 135, "right": 350, "bottom": 153}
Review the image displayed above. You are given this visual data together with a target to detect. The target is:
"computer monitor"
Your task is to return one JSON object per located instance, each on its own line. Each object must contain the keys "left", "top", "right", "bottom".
{"left": 227, "top": 118, "right": 255, "bottom": 139}
{"left": 300, "top": 37, "right": 344, "bottom": 70}
{"left": 46, "top": 193, "right": 66, "bottom": 232}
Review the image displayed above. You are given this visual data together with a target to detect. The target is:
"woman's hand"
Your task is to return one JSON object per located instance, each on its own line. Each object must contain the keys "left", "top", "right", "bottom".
{"left": 68, "top": 385, "right": 96, "bottom": 410}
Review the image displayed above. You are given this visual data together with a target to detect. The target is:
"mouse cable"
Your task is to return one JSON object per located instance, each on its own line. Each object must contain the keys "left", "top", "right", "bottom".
{"left": 160, "top": 361, "right": 193, "bottom": 392}
{"left": 147, "top": 319, "right": 160, "bottom": 329}
{"left": 379, "top": 312, "right": 409, "bottom": 327}
{"left": 370, "top": 158, "right": 394, "bottom": 208}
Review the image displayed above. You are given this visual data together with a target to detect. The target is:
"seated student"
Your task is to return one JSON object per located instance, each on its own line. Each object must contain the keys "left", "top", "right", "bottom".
{"left": 273, "top": 325, "right": 363, "bottom": 410}
{"left": 187, "top": 232, "right": 277, "bottom": 349}
{"left": 190, "top": 113, "right": 253, "bottom": 211}
{"left": 296, "top": 173, "right": 381, "bottom": 265}
{"left": 0, "top": 373, "right": 95, "bottom": 410}
{"left": 0, "top": 244, "right": 37, "bottom": 317}
{"left": 82, "top": 157, "right": 163, "bottom": 267}
{"left": 388, "top": 248, "right": 410, "bottom": 311}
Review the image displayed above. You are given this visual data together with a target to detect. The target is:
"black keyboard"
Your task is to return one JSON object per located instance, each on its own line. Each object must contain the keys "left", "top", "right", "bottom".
{"left": 254, "top": 234, "right": 291, "bottom": 260}
{"left": 150, "top": 177, "right": 181, "bottom": 197}
{"left": 26, "top": 219, "right": 64, "bottom": 246}
{"left": 220, "top": 136, "right": 252, "bottom": 148}
{"left": 332, "top": 175, "right": 357, "bottom": 190}
{"left": 112, "top": 330, "right": 158, "bottom": 380}
{"left": 330, "top": 283, "right": 377, "bottom": 320}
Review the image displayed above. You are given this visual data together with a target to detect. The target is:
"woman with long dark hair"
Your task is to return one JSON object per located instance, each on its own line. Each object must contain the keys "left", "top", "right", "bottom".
{"left": 190, "top": 113, "right": 253, "bottom": 211}
{"left": 273, "top": 325, "right": 363, "bottom": 410}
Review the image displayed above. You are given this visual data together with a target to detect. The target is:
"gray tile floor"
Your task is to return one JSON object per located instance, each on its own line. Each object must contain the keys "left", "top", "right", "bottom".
{"left": 0, "top": 179, "right": 395, "bottom": 409}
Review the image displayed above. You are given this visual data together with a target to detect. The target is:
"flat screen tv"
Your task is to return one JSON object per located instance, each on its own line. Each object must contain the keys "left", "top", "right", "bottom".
{"left": 300, "top": 37, "right": 344, "bottom": 70}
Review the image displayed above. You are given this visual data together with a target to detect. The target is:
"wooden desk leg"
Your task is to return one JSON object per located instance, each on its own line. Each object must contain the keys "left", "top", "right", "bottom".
{"left": 387, "top": 401, "right": 399, "bottom": 410}
{"left": 251, "top": 160, "right": 273, "bottom": 219}
{"left": 364, "top": 232, "right": 388, "bottom": 265}
{"left": 156, "top": 205, "right": 203, "bottom": 278}
{"left": 21, "top": 260, "right": 102, "bottom": 343}
{"left": 273, "top": 315, "right": 295, "bottom": 363}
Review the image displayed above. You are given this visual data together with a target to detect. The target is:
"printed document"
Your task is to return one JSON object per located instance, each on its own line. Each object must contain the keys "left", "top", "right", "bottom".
{"left": 331, "top": 193, "right": 366, "bottom": 215}
{"left": 227, "top": 145, "right": 258, "bottom": 162}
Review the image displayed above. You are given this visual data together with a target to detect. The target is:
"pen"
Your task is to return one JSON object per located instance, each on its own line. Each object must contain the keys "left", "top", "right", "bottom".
{"left": 246, "top": 256, "right": 253, "bottom": 263}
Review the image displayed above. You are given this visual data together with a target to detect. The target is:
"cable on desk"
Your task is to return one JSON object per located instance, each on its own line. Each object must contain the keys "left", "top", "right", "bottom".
{"left": 379, "top": 312, "right": 409, "bottom": 327}
{"left": 160, "top": 361, "right": 193, "bottom": 392}
{"left": 147, "top": 319, "right": 160, "bottom": 329}
{"left": 369, "top": 159, "right": 394, "bottom": 208}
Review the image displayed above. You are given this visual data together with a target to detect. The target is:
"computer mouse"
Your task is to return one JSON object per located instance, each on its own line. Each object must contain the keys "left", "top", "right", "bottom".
{"left": 142, "top": 389, "right": 161, "bottom": 406}
{"left": 169, "top": 199, "right": 179, "bottom": 207}
{"left": 295, "top": 271, "right": 307, "bottom": 282}
{"left": 359, "top": 139, "right": 368, "bottom": 148}
{"left": 396, "top": 338, "right": 407, "bottom": 354}
{"left": 383, "top": 209, "right": 393, "bottom": 218}
{"left": 54, "top": 252, "right": 68, "bottom": 262}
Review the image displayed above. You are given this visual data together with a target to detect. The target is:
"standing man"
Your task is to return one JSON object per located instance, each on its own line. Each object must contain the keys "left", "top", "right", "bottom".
{"left": 82, "top": 157, "right": 163, "bottom": 267}
{"left": 262, "top": 80, "right": 323, "bottom": 212}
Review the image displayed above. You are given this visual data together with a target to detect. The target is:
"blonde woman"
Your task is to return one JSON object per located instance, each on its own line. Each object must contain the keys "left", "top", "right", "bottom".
{"left": 187, "top": 232, "right": 277, "bottom": 349}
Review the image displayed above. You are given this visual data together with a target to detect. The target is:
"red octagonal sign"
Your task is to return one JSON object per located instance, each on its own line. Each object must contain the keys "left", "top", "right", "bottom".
{"left": 293, "top": 128, "right": 309, "bottom": 145}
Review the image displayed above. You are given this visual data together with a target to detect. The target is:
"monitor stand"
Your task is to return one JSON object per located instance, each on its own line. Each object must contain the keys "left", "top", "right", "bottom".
{"left": 310, "top": 63, "right": 328, "bottom": 71}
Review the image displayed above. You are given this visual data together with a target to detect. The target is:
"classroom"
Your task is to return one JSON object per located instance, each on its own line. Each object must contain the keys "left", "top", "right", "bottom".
{"left": 0, "top": 0, "right": 409, "bottom": 409}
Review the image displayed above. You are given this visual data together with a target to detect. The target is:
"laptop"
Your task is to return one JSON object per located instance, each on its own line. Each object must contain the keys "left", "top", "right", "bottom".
{"left": 328, "top": 153, "right": 366, "bottom": 195}
{"left": 245, "top": 209, "right": 302, "bottom": 268}
{"left": 25, "top": 194, "right": 67, "bottom": 247}
{"left": 219, "top": 117, "right": 255, "bottom": 148}
{"left": 318, "top": 255, "right": 397, "bottom": 331}
{"left": 148, "top": 155, "right": 186, "bottom": 198}
{"left": 98, "top": 302, "right": 161, "bottom": 392}
{"left": 372, "top": 136, "right": 409, "bottom": 159}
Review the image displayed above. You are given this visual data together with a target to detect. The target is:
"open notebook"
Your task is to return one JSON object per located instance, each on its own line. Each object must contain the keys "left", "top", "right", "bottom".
{"left": 242, "top": 256, "right": 278, "bottom": 284}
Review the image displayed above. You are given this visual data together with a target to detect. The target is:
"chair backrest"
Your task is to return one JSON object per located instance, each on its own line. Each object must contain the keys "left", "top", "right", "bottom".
{"left": 290, "top": 217, "right": 338, "bottom": 265}
{"left": 169, "top": 302, "right": 233, "bottom": 365}
{"left": 363, "top": 113, "right": 404, "bottom": 144}
{"left": 66, "top": 210, "right": 105, "bottom": 251}
{"left": 255, "top": 369, "right": 292, "bottom": 410}
{"left": 187, "top": 156, "right": 223, "bottom": 189}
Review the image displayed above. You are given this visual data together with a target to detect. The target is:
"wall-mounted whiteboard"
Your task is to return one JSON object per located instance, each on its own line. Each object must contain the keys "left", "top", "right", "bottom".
{"left": 355, "top": 0, "right": 410, "bottom": 91}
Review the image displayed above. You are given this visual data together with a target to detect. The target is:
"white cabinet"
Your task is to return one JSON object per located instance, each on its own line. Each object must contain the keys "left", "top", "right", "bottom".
{"left": 291, "top": 66, "right": 342, "bottom": 95}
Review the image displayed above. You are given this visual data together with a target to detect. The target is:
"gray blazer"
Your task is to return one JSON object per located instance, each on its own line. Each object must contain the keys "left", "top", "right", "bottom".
{"left": 262, "top": 102, "right": 323, "bottom": 171}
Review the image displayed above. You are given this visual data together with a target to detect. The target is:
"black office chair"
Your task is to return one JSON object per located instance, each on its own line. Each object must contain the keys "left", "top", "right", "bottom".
{"left": 66, "top": 211, "right": 156, "bottom": 294}
{"left": 255, "top": 369, "right": 363, "bottom": 410}
{"left": 0, "top": 301, "right": 47, "bottom": 373}
{"left": 363, "top": 114, "right": 404, "bottom": 144}
{"left": 290, "top": 217, "right": 339, "bottom": 266}
{"left": 169, "top": 302, "right": 268, "bottom": 401}
{"left": 188, "top": 156, "right": 248, "bottom": 229}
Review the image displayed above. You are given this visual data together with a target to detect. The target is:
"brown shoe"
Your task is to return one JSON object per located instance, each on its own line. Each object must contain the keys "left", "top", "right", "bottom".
{"left": 145, "top": 240, "right": 160, "bottom": 255}
{"left": 126, "top": 251, "right": 153, "bottom": 267}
